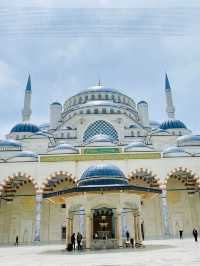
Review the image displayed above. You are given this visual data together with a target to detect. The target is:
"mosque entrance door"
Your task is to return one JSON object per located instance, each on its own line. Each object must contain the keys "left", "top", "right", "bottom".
{"left": 93, "top": 208, "right": 114, "bottom": 239}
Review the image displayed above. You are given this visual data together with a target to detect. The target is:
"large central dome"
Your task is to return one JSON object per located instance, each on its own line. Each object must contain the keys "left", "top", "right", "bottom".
{"left": 78, "top": 164, "right": 128, "bottom": 187}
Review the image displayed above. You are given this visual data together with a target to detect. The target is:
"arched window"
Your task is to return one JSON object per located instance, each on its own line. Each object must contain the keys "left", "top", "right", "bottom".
{"left": 79, "top": 97, "right": 82, "bottom": 104}
{"left": 91, "top": 95, "right": 95, "bottom": 100}
{"left": 83, "top": 120, "right": 119, "bottom": 143}
{"left": 102, "top": 108, "right": 106, "bottom": 114}
{"left": 105, "top": 94, "right": 109, "bottom": 100}
{"left": 110, "top": 109, "right": 114, "bottom": 114}
{"left": 86, "top": 109, "right": 91, "bottom": 114}
{"left": 94, "top": 109, "right": 99, "bottom": 114}
{"left": 98, "top": 94, "right": 102, "bottom": 100}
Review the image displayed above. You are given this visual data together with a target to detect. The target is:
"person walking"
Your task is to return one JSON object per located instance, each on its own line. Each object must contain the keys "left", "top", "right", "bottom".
{"left": 193, "top": 228, "right": 198, "bottom": 242}
{"left": 126, "top": 230, "right": 130, "bottom": 241}
{"left": 77, "top": 232, "right": 82, "bottom": 250}
{"left": 71, "top": 233, "right": 76, "bottom": 250}
{"left": 15, "top": 235, "right": 19, "bottom": 246}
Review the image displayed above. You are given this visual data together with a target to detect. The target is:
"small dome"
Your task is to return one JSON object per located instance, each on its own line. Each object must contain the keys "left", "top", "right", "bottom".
{"left": 151, "top": 128, "right": 170, "bottom": 135}
{"left": 160, "top": 119, "right": 187, "bottom": 130}
{"left": 78, "top": 164, "right": 128, "bottom": 187}
{"left": 177, "top": 135, "right": 200, "bottom": 147}
{"left": 82, "top": 85, "right": 120, "bottom": 94}
{"left": 51, "top": 102, "right": 61, "bottom": 106}
{"left": 48, "top": 143, "right": 79, "bottom": 154}
{"left": 86, "top": 134, "right": 117, "bottom": 145}
{"left": 7, "top": 151, "right": 38, "bottom": 161}
{"left": 10, "top": 123, "right": 40, "bottom": 133}
{"left": 0, "top": 139, "right": 22, "bottom": 148}
{"left": 162, "top": 146, "right": 191, "bottom": 157}
{"left": 124, "top": 142, "right": 153, "bottom": 152}
{"left": 138, "top": 101, "right": 147, "bottom": 105}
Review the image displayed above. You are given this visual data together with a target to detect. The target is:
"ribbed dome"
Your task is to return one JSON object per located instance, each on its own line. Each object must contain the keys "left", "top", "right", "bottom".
{"left": 160, "top": 119, "right": 187, "bottom": 130}
{"left": 48, "top": 143, "right": 79, "bottom": 154}
{"left": 86, "top": 134, "right": 116, "bottom": 144}
{"left": 0, "top": 139, "right": 22, "bottom": 148}
{"left": 162, "top": 146, "right": 191, "bottom": 157}
{"left": 11, "top": 123, "right": 39, "bottom": 133}
{"left": 82, "top": 86, "right": 120, "bottom": 94}
{"left": 78, "top": 164, "right": 127, "bottom": 187}
{"left": 177, "top": 135, "right": 200, "bottom": 147}
{"left": 124, "top": 142, "right": 153, "bottom": 152}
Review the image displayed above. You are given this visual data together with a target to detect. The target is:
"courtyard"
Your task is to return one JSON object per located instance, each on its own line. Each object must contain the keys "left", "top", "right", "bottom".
{"left": 0, "top": 239, "right": 199, "bottom": 266}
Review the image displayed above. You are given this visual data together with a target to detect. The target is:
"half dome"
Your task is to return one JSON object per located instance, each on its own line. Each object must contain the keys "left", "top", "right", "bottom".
{"left": 7, "top": 151, "right": 38, "bottom": 162}
{"left": 48, "top": 143, "right": 79, "bottom": 154}
{"left": 78, "top": 164, "right": 128, "bottom": 187}
{"left": 124, "top": 142, "right": 153, "bottom": 152}
{"left": 85, "top": 134, "right": 117, "bottom": 145}
{"left": 0, "top": 139, "right": 22, "bottom": 148}
{"left": 10, "top": 123, "right": 40, "bottom": 133}
{"left": 160, "top": 119, "right": 187, "bottom": 130}
{"left": 177, "top": 135, "right": 200, "bottom": 147}
{"left": 162, "top": 146, "right": 191, "bottom": 157}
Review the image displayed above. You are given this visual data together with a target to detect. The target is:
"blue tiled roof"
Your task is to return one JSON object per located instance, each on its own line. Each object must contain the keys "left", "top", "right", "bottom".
{"left": 160, "top": 119, "right": 187, "bottom": 130}
{"left": 78, "top": 164, "right": 128, "bottom": 187}
{"left": 10, "top": 123, "right": 40, "bottom": 133}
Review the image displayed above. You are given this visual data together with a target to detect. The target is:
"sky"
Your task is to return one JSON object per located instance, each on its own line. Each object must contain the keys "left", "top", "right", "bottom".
{"left": 0, "top": 1, "right": 200, "bottom": 138}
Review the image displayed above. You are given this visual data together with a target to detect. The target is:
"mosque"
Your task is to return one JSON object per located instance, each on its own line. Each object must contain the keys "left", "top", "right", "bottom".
{"left": 0, "top": 74, "right": 200, "bottom": 249}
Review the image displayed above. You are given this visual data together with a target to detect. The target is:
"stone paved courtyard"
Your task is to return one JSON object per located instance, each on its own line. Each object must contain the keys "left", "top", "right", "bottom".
{"left": 0, "top": 239, "right": 199, "bottom": 266}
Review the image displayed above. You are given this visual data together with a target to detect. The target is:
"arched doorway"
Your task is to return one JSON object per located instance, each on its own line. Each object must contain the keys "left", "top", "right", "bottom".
{"left": 166, "top": 168, "right": 200, "bottom": 237}
{"left": 128, "top": 169, "right": 162, "bottom": 239}
{"left": 0, "top": 173, "right": 38, "bottom": 244}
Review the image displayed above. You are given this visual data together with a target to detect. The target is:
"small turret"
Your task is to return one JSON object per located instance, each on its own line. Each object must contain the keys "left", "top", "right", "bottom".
{"left": 137, "top": 101, "right": 150, "bottom": 128}
{"left": 50, "top": 102, "right": 62, "bottom": 129}
{"left": 22, "top": 74, "right": 32, "bottom": 122}
{"left": 165, "top": 74, "right": 175, "bottom": 119}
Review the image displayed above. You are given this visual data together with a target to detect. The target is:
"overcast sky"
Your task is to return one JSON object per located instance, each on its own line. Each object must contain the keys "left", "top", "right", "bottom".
{"left": 0, "top": 1, "right": 200, "bottom": 138}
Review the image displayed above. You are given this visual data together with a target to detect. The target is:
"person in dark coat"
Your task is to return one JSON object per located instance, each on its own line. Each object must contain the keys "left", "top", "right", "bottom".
{"left": 179, "top": 230, "right": 183, "bottom": 239}
{"left": 193, "top": 228, "right": 198, "bottom": 242}
{"left": 71, "top": 233, "right": 76, "bottom": 250}
{"left": 77, "top": 232, "right": 82, "bottom": 250}
{"left": 15, "top": 235, "right": 19, "bottom": 246}
{"left": 126, "top": 230, "right": 130, "bottom": 241}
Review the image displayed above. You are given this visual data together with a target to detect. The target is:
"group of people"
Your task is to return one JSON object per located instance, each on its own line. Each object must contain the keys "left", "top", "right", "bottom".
{"left": 69, "top": 232, "right": 83, "bottom": 251}
{"left": 179, "top": 228, "right": 198, "bottom": 241}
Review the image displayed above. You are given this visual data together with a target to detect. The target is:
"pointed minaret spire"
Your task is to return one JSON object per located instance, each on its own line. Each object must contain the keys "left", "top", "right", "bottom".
{"left": 26, "top": 74, "right": 31, "bottom": 91}
{"left": 165, "top": 73, "right": 175, "bottom": 119}
{"left": 22, "top": 74, "right": 32, "bottom": 122}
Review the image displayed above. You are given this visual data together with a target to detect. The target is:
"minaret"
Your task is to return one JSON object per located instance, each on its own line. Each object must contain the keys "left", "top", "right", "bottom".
{"left": 165, "top": 74, "right": 175, "bottom": 119}
{"left": 22, "top": 74, "right": 32, "bottom": 122}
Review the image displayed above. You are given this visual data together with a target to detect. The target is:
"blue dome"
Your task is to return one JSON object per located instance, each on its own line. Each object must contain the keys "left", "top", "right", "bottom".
{"left": 78, "top": 164, "right": 128, "bottom": 187}
{"left": 160, "top": 119, "right": 187, "bottom": 130}
{"left": 11, "top": 123, "right": 39, "bottom": 133}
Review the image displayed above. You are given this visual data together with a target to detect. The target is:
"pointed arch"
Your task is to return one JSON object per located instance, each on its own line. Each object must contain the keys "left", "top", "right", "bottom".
{"left": 164, "top": 167, "right": 200, "bottom": 192}
{"left": 128, "top": 168, "right": 161, "bottom": 189}
{"left": 0, "top": 172, "right": 39, "bottom": 201}
{"left": 41, "top": 171, "right": 77, "bottom": 194}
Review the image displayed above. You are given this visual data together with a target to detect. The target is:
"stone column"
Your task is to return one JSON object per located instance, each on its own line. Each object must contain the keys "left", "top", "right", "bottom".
{"left": 116, "top": 209, "right": 122, "bottom": 247}
{"left": 65, "top": 207, "right": 70, "bottom": 248}
{"left": 34, "top": 193, "right": 42, "bottom": 241}
{"left": 161, "top": 188, "right": 170, "bottom": 237}
{"left": 85, "top": 210, "right": 92, "bottom": 249}
{"left": 133, "top": 214, "right": 138, "bottom": 243}
{"left": 136, "top": 214, "right": 142, "bottom": 245}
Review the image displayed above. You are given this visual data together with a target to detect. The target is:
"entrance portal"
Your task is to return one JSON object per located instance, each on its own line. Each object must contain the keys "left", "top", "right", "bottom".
{"left": 93, "top": 208, "right": 114, "bottom": 239}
